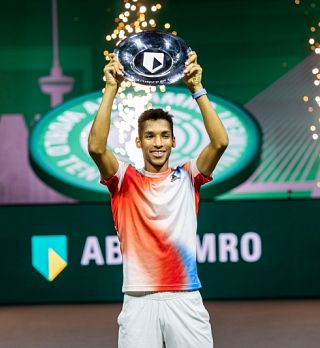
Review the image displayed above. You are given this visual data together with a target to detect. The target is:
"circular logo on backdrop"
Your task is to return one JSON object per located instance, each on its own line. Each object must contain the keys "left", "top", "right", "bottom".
{"left": 29, "top": 86, "right": 261, "bottom": 201}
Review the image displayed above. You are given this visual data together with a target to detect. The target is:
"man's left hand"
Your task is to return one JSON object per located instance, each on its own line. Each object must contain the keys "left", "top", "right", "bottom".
{"left": 183, "top": 51, "right": 203, "bottom": 93}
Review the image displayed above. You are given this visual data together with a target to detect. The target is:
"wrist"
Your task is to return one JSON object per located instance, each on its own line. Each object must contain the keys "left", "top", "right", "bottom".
{"left": 192, "top": 88, "right": 207, "bottom": 100}
{"left": 104, "top": 83, "right": 119, "bottom": 95}
{"left": 189, "top": 83, "right": 203, "bottom": 94}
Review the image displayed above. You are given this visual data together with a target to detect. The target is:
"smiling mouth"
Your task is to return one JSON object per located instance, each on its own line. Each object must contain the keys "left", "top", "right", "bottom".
{"left": 151, "top": 150, "right": 166, "bottom": 158}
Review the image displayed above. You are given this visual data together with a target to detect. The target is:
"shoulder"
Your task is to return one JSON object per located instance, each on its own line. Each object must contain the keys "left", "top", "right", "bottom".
{"left": 178, "top": 159, "right": 213, "bottom": 188}
{"left": 179, "top": 159, "right": 198, "bottom": 177}
{"left": 100, "top": 160, "right": 134, "bottom": 191}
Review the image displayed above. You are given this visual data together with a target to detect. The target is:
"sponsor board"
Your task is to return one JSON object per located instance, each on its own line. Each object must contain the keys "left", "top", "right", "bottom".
{"left": 31, "top": 232, "right": 262, "bottom": 282}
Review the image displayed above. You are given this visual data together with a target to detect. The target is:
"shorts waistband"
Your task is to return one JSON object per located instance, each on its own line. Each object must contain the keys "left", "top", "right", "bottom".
{"left": 124, "top": 290, "right": 199, "bottom": 301}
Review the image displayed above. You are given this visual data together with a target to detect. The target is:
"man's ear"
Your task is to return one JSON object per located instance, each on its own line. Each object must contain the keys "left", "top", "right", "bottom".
{"left": 172, "top": 136, "right": 176, "bottom": 148}
{"left": 135, "top": 137, "right": 141, "bottom": 148}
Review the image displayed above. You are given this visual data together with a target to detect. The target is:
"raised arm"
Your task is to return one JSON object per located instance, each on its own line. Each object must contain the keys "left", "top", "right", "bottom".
{"left": 183, "top": 52, "right": 229, "bottom": 176}
{"left": 88, "top": 54, "right": 124, "bottom": 180}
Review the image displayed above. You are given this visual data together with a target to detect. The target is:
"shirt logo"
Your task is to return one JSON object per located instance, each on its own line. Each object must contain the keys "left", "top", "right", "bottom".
{"left": 31, "top": 235, "right": 68, "bottom": 281}
{"left": 171, "top": 169, "right": 181, "bottom": 182}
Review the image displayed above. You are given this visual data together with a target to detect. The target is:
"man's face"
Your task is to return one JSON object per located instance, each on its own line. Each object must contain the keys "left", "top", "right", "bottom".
{"left": 136, "top": 119, "right": 176, "bottom": 172}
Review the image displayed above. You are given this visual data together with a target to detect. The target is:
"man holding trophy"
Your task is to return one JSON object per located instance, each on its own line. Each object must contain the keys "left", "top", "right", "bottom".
{"left": 88, "top": 31, "right": 228, "bottom": 348}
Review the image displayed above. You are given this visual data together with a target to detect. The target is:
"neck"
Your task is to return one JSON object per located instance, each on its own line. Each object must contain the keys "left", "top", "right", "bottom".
{"left": 144, "top": 162, "right": 169, "bottom": 173}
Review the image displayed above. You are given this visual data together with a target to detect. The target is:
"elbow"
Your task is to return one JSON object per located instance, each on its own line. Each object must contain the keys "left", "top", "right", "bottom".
{"left": 221, "top": 137, "right": 229, "bottom": 150}
{"left": 222, "top": 132, "right": 229, "bottom": 148}
{"left": 87, "top": 141, "right": 106, "bottom": 157}
{"left": 216, "top": 136, "right": 229, "bottom": 152}
{"left": 217, "top": 143, "right": 228, "bottom": 155}
{"left": 88, "top": 148, "right": 105, "bottom": 158}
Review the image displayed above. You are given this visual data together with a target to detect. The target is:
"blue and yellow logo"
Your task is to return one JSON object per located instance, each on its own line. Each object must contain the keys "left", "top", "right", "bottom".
{"left": 32, "top": 235, "right": 68, "bottom": 281}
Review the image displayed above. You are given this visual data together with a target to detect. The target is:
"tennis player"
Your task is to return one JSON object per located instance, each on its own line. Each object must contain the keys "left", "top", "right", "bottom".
{"left": 88, "top": 51, "right": 228, "bottom": 348}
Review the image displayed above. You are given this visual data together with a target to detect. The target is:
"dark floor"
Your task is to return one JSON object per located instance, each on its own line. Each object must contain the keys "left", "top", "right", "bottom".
{"left": 0, "top": 300, "right": 319, "bottom": 348}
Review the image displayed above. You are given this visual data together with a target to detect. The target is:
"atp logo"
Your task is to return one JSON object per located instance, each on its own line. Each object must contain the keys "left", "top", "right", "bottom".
{"left": 132, "top": 50, "right": 172, "bottom": 77}
{"left": 142, "top": 52, "right": 164, "bottom": 73}
{"left": 31, "top": 235, "right": 68, "bottom": 281}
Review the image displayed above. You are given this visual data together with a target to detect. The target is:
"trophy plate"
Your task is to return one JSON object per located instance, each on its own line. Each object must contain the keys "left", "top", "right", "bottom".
{"left": 115, "top": 31, "right": 191, "bottom": 86}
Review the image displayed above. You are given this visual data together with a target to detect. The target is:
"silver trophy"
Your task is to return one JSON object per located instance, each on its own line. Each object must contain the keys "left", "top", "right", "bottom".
{"left": 114, "top": 31, "right": 191, "bottom": 86}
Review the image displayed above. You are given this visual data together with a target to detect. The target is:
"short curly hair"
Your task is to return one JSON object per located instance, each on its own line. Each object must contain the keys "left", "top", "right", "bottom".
{"left": 138, "top": 108, "right": 174, "bottom": 138}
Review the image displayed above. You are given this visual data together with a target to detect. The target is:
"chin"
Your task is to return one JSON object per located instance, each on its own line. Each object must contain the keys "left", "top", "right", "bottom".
{"left": 147, "top": 156, "right": 168, "bottom": 169}
{"left": 151, "top": 159, "right": 167, "bottom": 167}
{"left": 144, "top": 152, "right": 171, "bottom": 169}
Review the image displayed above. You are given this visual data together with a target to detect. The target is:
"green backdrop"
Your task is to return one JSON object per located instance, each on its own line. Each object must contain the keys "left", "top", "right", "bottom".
{"left": 1, "top": 1, "right": 319, "bottom": 303}
{"left": 0, "top": 0, "right": 311, "bottom": 124}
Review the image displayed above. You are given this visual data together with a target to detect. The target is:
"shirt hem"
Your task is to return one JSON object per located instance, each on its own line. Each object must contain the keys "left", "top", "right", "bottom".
{"left": 122, "top": 283, "right": 202, "bottom": 292}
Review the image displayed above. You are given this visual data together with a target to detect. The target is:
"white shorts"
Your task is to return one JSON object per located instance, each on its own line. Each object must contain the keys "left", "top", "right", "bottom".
{"left": 117, "top": 290, "right": 214, "bottom": 348}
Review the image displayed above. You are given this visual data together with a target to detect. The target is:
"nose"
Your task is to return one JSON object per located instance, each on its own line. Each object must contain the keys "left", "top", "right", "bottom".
{"left": 154, "top": 135, "right": 162, "bottom": 147}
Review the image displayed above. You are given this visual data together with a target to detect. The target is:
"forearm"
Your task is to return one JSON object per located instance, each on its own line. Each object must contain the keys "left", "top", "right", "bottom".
{"left": 196, "top": 92, "right": 229, "bottom": 149}
{"left": 184, "top": 51, "right": 228, "bottom": 175}
{"left": 88, "top": 84, "right": 118, "bottom": 154}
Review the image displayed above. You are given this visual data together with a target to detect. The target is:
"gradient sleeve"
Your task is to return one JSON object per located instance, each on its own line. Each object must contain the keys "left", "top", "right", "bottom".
{"left": 182, "top": 159, "right": 213, "bottom": 189}
{"left": 100, "top": 160, "right": 129, "bottom": 196}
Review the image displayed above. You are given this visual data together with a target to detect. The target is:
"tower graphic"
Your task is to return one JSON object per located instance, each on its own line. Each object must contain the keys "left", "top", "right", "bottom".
{"left": 38, "top": 0, "right": 74, "bottom": 107}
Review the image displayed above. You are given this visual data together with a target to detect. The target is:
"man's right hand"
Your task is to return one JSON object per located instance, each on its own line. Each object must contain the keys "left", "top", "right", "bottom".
{"left": 104, "top": 53, "right": 124, "bottom": 88}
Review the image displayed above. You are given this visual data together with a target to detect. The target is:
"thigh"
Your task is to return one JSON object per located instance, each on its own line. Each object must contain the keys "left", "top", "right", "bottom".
{"left": 118, "top": 295, "right": 164, "bottom": 348}
{"left": 162, "top": 291, "right": 214, "bottom": 348}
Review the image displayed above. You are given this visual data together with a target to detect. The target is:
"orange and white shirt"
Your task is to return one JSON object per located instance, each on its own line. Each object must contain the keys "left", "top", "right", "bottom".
{"left": 101, "top": 159, "right": 212, "bottom": 292}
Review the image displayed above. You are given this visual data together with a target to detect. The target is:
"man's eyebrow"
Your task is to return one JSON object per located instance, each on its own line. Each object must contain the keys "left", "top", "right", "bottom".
{"left": 144, "top": 130, "right": 170, "bottom": 135}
